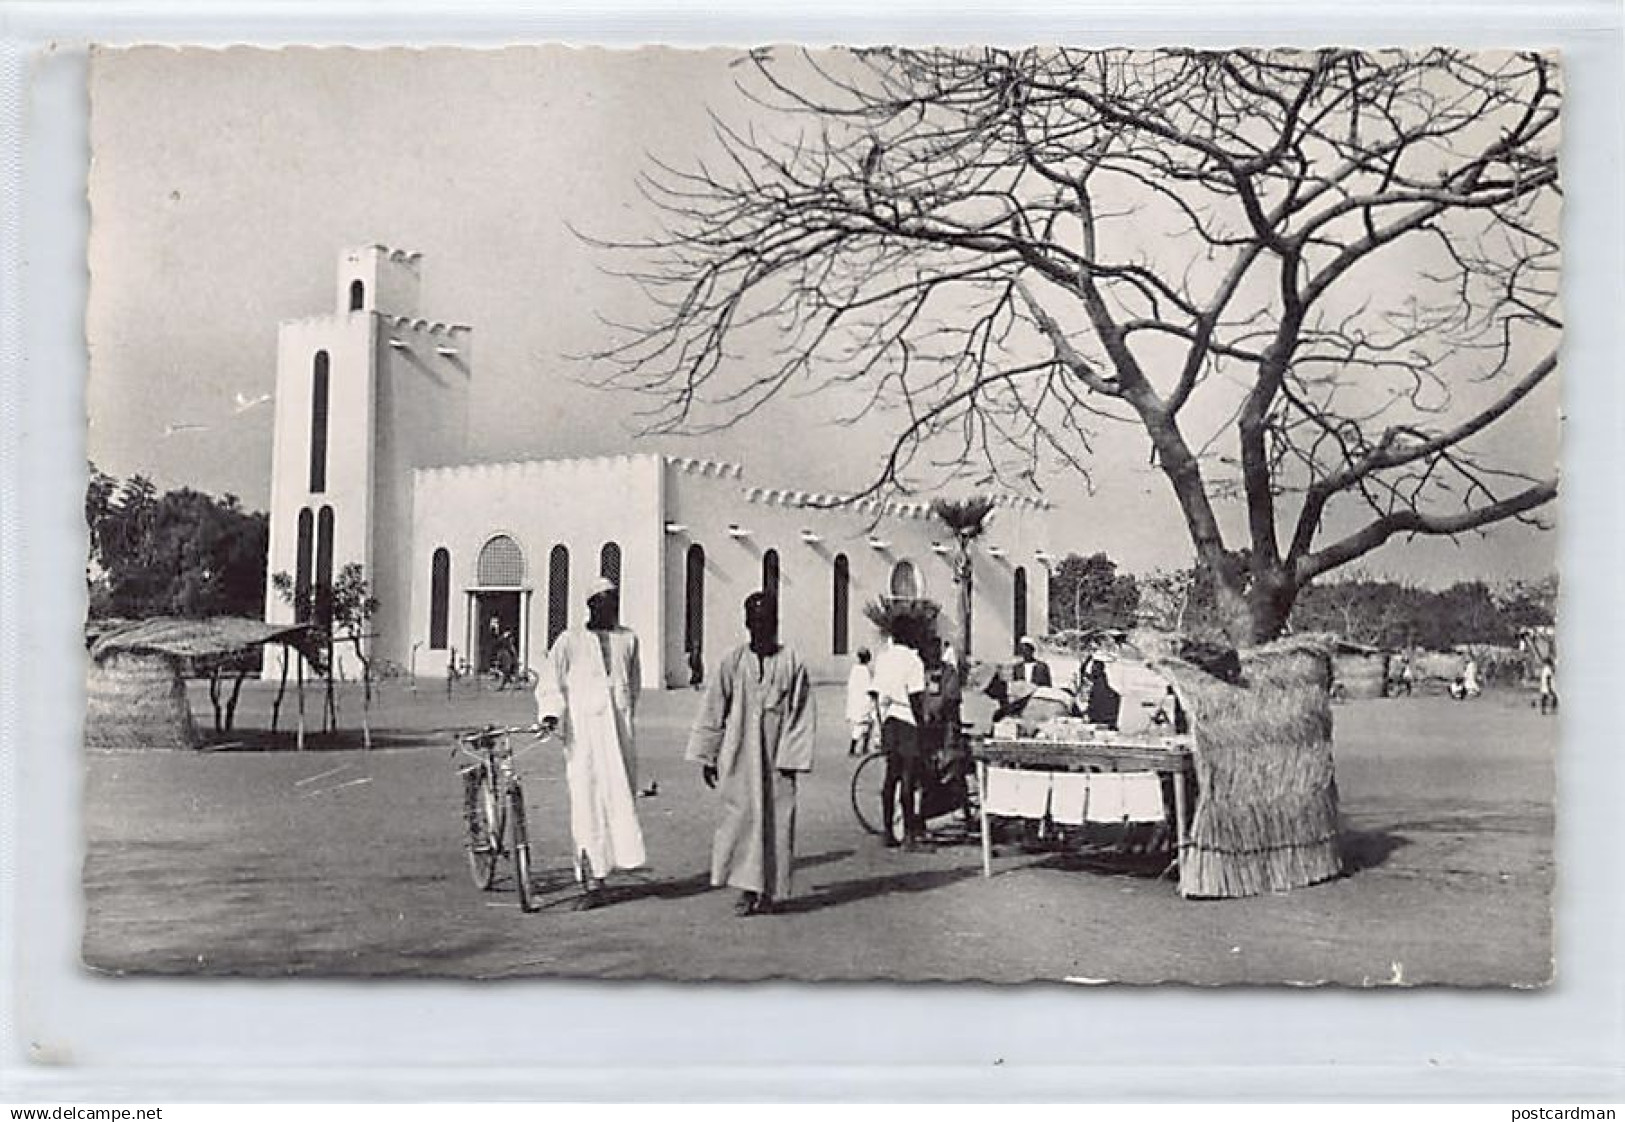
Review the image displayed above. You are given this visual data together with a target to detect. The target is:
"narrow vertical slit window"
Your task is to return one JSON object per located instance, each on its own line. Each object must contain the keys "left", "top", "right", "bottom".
{"left": 309, "top": 351, "right": 330, "bottom": 494}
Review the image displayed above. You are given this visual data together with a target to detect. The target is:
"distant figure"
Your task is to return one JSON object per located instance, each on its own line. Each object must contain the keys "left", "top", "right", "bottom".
{"left": 1393, "top": 652, "right": 1415, "bottom": 697}
{"left": 1538, "top": 658, "right": 1558, "bottom": 715}
{"left": 686, "top": 592, "right": 817, "bottom": 917}
{"left": 536, "top": 577, "right": 645, "bottom": 911}
{"left": 1012, "top": 637, "right": 1052, "bottom": 688}
{"left": 496, "top": 629, "right": 518, "bottom": 687}
{"left": 1449, "top": 657, "right": 1482, "bottom": 701}
{"left": 846, "top": 647, "right": 876, "bottom": 756}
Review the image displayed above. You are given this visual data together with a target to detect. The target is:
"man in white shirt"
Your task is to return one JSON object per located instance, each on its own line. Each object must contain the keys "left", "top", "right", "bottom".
{"left": 871, "top": 620, "right": 928, "bottom": 848}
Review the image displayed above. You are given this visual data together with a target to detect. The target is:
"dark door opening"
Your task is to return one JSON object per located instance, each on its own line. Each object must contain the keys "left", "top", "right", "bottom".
{"left": 475, "top": 591, "right": 521, "bottom": 673}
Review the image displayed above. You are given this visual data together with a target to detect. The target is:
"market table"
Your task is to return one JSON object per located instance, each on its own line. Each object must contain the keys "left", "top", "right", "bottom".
{"left": 972, "top": 736, "right": 1196, "bottom": 879}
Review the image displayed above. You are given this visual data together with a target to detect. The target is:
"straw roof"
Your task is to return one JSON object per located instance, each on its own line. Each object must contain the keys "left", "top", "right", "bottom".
{"left": 90, "top": 616, "right": 320, "bottom": 665}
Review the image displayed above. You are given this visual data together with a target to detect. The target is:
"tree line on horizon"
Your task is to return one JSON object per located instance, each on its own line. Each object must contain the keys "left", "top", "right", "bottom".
{"left": 1049, "top": 550, "right": 1556, "bottom": 652}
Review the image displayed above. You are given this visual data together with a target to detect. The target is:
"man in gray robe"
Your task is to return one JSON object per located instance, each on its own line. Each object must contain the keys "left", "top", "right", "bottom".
{"left": 686, "top": 592, "right": 817, "bottom": 916}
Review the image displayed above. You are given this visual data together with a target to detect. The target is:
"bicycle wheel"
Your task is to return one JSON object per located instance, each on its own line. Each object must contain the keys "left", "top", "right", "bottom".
{"left": 849, "top": 751, "right": 890, "bottom": 837}
{"left": 463, "top": 766, "right": 506, "bottom": 890}
{"left": 508, "top": 785, "right": 537, "bottom": 913}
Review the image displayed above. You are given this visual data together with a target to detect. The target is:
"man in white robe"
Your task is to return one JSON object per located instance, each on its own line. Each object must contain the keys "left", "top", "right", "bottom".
{"left": 686, "top": 592, "right": 817, "bottom": 916}
{"left": 536, "top": 577, "right": 646, "bottom": 910}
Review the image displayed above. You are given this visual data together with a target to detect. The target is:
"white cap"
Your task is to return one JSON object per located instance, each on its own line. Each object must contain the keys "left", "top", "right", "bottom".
{"left": 588, "top": 576, "right": 618, "bottom": 598}
{"left": 1019, "top": 635, "right": 1036, "bottom": 648}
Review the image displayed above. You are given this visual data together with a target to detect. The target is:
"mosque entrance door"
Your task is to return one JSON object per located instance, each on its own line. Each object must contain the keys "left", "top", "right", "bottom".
{"left": 473, "top": 591, "right": 521, "bottom": 675}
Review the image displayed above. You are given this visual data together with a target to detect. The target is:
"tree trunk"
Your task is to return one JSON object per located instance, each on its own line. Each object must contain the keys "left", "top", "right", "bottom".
{"left": 352, "top": 637, "right": 373, "bottom": 751}
{"left": 1246, "top": 566, "right": 1298, "bottom": 646}
{"left": 224, "top": 667, "right": 249, "bottom": 732}
{"left": 207, "top": 667, "right": 224, "bottom": 734}
{"left": 270, "top": 645, "right": 288, "bottom": 733}
{"left": 955, "top": 551, "right": 974, "bottom": 660}
{"left": 295, "top": 655, "right": 306, "bottom": 752}
{"left": 323, "top": 638, "right": 337, "bottom": 735}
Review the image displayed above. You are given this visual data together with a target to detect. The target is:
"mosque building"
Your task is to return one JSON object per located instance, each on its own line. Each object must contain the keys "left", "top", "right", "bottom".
{"left": 263, "top": 247, "right": 1054, "bottom": 687}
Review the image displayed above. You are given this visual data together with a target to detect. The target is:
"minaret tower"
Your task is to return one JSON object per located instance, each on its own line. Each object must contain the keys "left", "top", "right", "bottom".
{"left": 263, "top": 247, "right": 473, "bottom": 675}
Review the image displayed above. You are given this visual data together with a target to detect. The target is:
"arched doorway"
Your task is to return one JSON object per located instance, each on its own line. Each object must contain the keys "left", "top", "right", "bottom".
{"left": 472, "top": 534, "right": 527, "bottom": 673}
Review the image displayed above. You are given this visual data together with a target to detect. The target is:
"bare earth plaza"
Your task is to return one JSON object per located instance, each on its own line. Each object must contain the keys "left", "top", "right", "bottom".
{"left": 82, "top": 45, "right": 1562, "bottom": 986}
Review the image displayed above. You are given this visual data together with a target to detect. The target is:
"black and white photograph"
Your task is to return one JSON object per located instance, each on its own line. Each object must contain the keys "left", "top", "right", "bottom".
{"left": 81, "top": 44, "right": 1562, "bottom": 985}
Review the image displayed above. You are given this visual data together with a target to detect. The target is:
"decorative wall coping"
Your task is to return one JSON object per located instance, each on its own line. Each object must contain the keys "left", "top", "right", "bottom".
{"left": 351, "top": 244, "right": 423, "bottom": 265}
{"left": 414, "top": 452, "right": 663, "bottom": 483}
{"left": 414, "top": 452, "right": 1053, "bottom": 518}
{"left": 377, "top": 314, "right": 472, "bottom": 336}
{"left": 667, "top": 456, "right": 744, "bottom": 479}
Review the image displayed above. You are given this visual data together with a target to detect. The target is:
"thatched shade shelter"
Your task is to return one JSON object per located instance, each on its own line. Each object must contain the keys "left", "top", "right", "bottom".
{"left": 1331, "top": 640, "right": 1390, "bottom": 700}
{"left": 1154, "top": 638, "right": 1343, "bottom": 899}
{"left": 85, "top": 617, "right": 319, "bottom": 750}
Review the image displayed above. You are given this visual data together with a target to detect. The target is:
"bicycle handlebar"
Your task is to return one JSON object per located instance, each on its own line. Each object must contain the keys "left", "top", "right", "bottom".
{"left": 452, "top": 724, "right": 551, "bottom": 743}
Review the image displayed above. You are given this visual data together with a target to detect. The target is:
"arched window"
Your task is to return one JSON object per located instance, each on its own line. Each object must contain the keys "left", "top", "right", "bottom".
{"left": 429, "top": 548, "right": 451, "bottom": 650}
{"left": 309, "top": 351, "right": 330, "bottom": 493}
{"left": 832, "top": 553, "right": 851, "bottom": 655}
{"left": 684, "top": 544, "right": 706, "bottom": 656}
{"left": 599, "top": 541, "right": 622, "bottom": 590}
{"left": 476, "top": 535, "right": 525, "bottom": 586}
{"left": 547, "top": 544, "right": 570, "bottom": 647}
{"left": 348, "top": 279, "right": 365, "bottom": 312}
{"left": 762, "top": 549, "right": 780, "bottom": 600}
{"left": 315, "top": 505, "right": 335, "bottom": 627}
{"left": 1013, "top": 566, "right": 1029, "bottom": 651}
{"left": 294, "top": 507, "right": 314, "bottom": 623}
{"left": 890, "top": 559, "right": 921, "bottom": 600}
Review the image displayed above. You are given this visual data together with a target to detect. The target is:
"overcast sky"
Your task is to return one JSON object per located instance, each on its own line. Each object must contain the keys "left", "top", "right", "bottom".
{"left": 86, "top": 46, "right": 1562, "bottom": 584}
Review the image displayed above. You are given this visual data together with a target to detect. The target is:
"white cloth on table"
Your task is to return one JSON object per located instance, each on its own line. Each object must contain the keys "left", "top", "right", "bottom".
{"left": 1077, "top": 772, "right": 1166, "bottom": 823}
{"left": 1084, "top": 773, "right": 1124, "bottom": 822}
{"left": 1121, "top": 773, "right": 1166, "bottom": 821}
{"left": 982, "top": 767, "right": 1051, "bottom": 818}
{"left": 1048, "top": 772, "right": 1092, "bottom": 825}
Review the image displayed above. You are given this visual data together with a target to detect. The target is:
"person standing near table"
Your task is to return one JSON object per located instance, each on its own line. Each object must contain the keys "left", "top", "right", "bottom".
{"left": 1013, "top": 637, "right": 1052, "bottom": 688}
{"left": 873, "top": 619, "right": 928, "bottom": 849}
{"left": 686, "top": 591, "right": 817, "bottom": 917}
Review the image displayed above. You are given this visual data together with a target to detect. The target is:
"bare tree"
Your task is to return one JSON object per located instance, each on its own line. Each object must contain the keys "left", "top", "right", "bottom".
{"left": 588, "top": 47, "right": 1560, "bottom": 645}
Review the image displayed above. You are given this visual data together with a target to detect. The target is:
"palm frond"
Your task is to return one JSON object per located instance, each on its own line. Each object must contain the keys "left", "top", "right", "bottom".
{"left": 929, "top": 495, "right": 997, "bottom": 541}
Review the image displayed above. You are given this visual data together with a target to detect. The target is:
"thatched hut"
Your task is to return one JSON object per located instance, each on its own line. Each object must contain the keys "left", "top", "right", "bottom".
{"left": 1330, "top": 639, "right": 1390, "bottom": 700}
{"left": 1154, "top": 637, "right": 1343, "bottom": 900}
{"left": 85, "top": 648, "right": 201, "bottom": 749}
{"left": 85, "top": 617, "right": 317, "bottom": 750}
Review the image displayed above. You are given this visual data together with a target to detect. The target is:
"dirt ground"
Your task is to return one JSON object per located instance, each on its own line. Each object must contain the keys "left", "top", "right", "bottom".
{"left": 82, "top": 677, "right": 1556, "bottom": 985}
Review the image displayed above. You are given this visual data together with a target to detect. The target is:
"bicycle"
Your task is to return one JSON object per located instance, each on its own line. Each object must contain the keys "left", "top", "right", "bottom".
{"left": 454, "top": 723, "right": 549, "bottom": 912}
{"left": 484, "top": 665, "right": 539, "bottom": 692}
{"left": 850, "top": 723, "right": 980, "bottom": 842}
